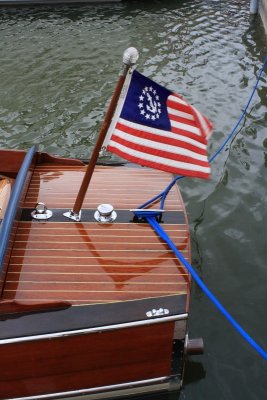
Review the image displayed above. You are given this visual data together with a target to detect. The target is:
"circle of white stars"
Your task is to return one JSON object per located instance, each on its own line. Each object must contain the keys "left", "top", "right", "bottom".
{"left": 138, "top": 85, "right": 162, "bottom": 121}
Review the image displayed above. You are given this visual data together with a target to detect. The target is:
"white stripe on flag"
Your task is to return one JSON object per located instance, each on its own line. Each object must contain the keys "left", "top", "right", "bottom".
{"left": 108, "top": 140, "right": 210, "bottom": 174}
{"left": 168, "top": 94, "right": 187, "bottom": 106}
{"left": 193, "top": 106, "right": 212, "bottom": 137}
{"left": 168, "top": 118, "right": 202, "bottom": 136}
{"left": 166, "top": 107, "right": 194, "bottom": 121}
{"left": 102, "top": 70, "right": 133, "bottom": 149}
{"left": 113, "top": 128, "right": 207, "bottom": 162}
{"left": 117, "top": 118, "right": 206, "bottom": 150}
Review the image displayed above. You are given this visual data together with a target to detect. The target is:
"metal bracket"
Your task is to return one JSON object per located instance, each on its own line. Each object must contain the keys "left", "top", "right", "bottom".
{"left": 31, "top": 202, "right": 53, "bottom": 221}
{"left": 130, "top": 209, "right": 165, "bottom": 223}
{"left": 63, "top": 210, "right": 82, "bottom": 222}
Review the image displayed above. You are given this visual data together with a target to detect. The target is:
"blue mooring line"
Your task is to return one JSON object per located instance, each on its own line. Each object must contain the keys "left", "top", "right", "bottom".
{"left": 209, "top": 54, "right": 267, "bottom": 164}
{"left": 133, "top": 56, "right": 267, "bottom": 360}
{"left": 139, "top": 55, "right": 267, "bottom": 211}
{"left": 132, "top": 211, "right": 267, "bottom": 361}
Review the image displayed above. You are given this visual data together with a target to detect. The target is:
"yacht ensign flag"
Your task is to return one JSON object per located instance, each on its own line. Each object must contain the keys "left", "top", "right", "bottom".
{"left": 105, "top": 70, "right": 213, "bottom": 179}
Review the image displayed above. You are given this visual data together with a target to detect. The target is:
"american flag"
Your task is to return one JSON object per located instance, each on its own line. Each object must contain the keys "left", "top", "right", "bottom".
{"left": 104, "top": 70, "right": 213, "bottom": 179}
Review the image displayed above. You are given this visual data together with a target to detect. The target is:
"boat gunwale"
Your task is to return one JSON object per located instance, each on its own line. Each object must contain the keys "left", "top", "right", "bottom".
{"left": 7, "top": 375, "right": 177, "bottom": 400}
{"left": 0, "top": 146, "right": 37, "bottom": 294}
{"left": 0, "top": 312, "right": 188, "bottom": 345}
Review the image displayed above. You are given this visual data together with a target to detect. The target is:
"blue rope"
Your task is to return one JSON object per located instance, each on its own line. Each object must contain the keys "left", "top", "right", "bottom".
{"left": 134, "top": 211, "right": 267, "bottom": 361}
{"left": 134, "top": 58, "right": 267, "bottom": 360}
{"left": 138, "top": 55, "right": 267, "bottom": 210}
{"left": 209, "top": 55, "right": 267, "bottom": 163}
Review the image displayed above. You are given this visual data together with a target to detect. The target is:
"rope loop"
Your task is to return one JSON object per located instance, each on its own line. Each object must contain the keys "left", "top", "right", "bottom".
{"left": 138, "top": 56, "right": 267, "bottom": 210}
{"left": 134, "top": 56, "right": 267, "bottom": 360}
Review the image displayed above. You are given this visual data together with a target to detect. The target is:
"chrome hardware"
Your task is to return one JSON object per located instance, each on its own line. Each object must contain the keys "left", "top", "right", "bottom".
{"left": 0, "top": 313, "right": 188, "bottom": 345}
{"left": 94, "top": 204, "right": 117, "bottom": 223}
{"left": 146, "top": 308, "right": 170, "bottom": 318}
{"left": 123, "top": 47, "right": 139, "bottom": 66}
{"left": 63, "top": 210, "right": 81, "bottom": 222}
{"left": 31, "top": 202, "right": 53, "bottom": 220}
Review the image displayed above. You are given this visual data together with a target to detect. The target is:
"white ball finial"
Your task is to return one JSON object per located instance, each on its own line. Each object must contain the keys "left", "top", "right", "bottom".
{"left": 123, "top": 47, "right": 139, "bottom": 66}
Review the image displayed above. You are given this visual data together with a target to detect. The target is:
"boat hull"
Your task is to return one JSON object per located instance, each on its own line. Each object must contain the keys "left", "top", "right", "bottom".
{"left": 0, "top": 321, "right": 184, "bottom": 399}
{"left": 0, "top": 148, "right": 192, "bottom": 399}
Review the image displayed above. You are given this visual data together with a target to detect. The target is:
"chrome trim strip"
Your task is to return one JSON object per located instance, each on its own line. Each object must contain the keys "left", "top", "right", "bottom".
{"left": 0, "top": 313, "right": 187, "bottom": 345}
{"left": 10, "top": 376, "right": 172, "bottom": 400}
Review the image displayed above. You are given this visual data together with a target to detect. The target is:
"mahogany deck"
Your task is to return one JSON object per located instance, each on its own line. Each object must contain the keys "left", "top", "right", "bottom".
{"left": 2, "top": 165, "right": 191, "bottom": 306}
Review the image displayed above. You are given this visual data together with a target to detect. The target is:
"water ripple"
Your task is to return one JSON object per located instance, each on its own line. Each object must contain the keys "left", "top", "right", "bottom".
{"left": 1, "top": 1, "right": 267, "bottom": 398}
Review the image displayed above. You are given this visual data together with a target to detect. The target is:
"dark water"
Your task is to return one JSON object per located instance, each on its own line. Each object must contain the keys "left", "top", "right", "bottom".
{"left": 1, "top": 0, "right": 267, "bottom": 399}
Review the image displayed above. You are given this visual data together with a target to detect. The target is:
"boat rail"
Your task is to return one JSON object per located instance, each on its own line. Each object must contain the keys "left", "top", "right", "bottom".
{"left": 0, "top": 146, "right": 37, "bottom": 294}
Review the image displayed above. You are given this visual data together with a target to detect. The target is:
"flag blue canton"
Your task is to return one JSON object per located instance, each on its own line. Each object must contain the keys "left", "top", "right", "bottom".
{"left": 106, "top": 68, "right": 213, "bottom": 179}
{"left": 120, "top": 70, "right": 172, "bottom": 131}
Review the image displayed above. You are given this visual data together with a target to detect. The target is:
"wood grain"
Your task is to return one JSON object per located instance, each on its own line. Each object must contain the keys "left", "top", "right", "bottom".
{"left": 1, "top": 165, "right": 191, "bottom": 306}
{"left": 0, "top": 322, "right": 174, "bottom": 399}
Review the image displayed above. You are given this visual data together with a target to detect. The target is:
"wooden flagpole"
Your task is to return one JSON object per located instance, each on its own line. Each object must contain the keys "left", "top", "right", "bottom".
{"left": 64, "top": 47, "right": 139, "bottom": 221}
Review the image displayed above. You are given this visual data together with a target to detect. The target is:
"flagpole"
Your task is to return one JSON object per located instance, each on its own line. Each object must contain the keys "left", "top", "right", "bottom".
{"left": 64, "top": 47, "right": 139, "bottom": 221}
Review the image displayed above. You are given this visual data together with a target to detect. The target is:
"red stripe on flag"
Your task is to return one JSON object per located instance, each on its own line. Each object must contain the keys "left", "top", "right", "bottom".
{"left": 185, "top": 104, "right": 211, "bottom": 140}
{"left": 110, "top": 134, "right": 210, "bottom": 168}
{"left": 203, "top": 115, "right": 213, "bottom": 134}
{"left": 115, "top": 122, "right": 207, "bottom": 155}
{"left": 167, "top": 97, "right": 212, "bottom": 140}
{"left": 167, "top": 113, "right": 199, "bottom": 128}
{"left": 169, "top": 126, "right": 207, "bottom": 143}
{"left": 107, "top": 144, "right": 210, "bottom": 179}
{"left": 167, "top": 99, "right": 195, "bottom": 116}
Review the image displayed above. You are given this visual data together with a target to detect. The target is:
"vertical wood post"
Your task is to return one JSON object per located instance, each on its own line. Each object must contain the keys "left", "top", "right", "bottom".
{"left": 64, "top": 48, "right": 139, "bottom": 221}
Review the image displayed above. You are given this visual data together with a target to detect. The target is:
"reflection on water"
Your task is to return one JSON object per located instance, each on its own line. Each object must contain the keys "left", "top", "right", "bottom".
{"left": 1, "top": 1, "right": 267, "bottom": 399}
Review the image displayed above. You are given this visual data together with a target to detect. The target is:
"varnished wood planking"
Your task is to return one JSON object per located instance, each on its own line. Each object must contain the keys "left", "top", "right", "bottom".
{"left": 6, "top": 272, "right": 188, "bottom": 282}
{"left": 7, "top": 256, "right": 188, "bottom": 266}
{"left": 10, "top": 250, "right": 189, "bottom": 258}
{"left": 15, "top": 225, "right": 187, "bottom": 236}
{"left": 13, "top": 240, "right": 187, "bottom": 249}
{"left": 23, "top": 165, "right": 184, "bottom": 209}
{"left": 4, "top": 260, "right": 190, "bottom": 303}
{"left": 13, "top": 224, "right": 189, "bottom": 248}
{"left": 0, "top": 323, "right": 174, "bottom": 399}
{"left": 4, "top": 263, "right": 187, "bottom": 272}
{"left": 0, "top": 149, "right": 28, "bottom": 177}
{"left": 2, "top": 292, "right": 188, "bottom": 303}
{"left": 2, "top": 165, "right": 191, "bottom": 305}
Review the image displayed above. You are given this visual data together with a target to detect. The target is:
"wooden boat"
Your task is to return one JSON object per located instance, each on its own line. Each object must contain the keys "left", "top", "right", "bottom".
{"left": 0, "top": 48, "right": 205, "bottom": 399}
{"left": 0, "top": 146, "right": 205, "bottom": 399}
